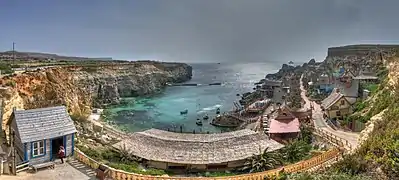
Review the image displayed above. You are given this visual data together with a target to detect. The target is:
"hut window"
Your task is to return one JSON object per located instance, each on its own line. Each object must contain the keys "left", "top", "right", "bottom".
{"left": 32, "top": 140, "right": 45, "bottom": 157}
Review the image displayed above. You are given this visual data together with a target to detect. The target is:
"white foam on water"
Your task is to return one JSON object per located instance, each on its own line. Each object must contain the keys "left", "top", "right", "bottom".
{"left": 197, "top": 104, "right": 222, "bottom": 114}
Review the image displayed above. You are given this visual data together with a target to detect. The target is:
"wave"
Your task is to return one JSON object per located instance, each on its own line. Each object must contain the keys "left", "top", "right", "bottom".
{"left": 197, "top": 104, "right": 222, "bottom": 114}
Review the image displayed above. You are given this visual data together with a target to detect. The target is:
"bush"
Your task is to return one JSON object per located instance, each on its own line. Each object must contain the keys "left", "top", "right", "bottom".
{"left": 0, "top": 63, "right": 14, "bottom": 74}
{"left": 5, "top": 80, "right": 16, "bottom": 87}
{"left": 353, "top": 101, "right": 367, "bottom": 112}
{"left": 286, "top": 172, "right": 372, "bottom": 180}
{"left": 330, "top": 155, "right": 368, "bottom": 175}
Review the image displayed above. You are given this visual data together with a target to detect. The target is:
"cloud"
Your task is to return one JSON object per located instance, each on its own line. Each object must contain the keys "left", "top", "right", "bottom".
{"left": 1, "top": 0, "right": 399, "bottom": 62}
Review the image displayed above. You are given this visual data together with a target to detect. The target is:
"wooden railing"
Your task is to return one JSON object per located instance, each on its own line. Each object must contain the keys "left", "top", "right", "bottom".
{"left": 74, "top": 118, "right": 349, "bottom": 180}
{"left": 75, "top": 147, "right": 340, "bottom": 180}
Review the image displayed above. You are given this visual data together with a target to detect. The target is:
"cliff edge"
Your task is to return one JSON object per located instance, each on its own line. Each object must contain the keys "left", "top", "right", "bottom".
{"left": 0, "top": 61, "right": 192, "bottom": 130}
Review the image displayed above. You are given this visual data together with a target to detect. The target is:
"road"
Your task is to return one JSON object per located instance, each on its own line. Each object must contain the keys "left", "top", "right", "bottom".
{"left": 300, "top": 75, "right": 359, "bottom": 150}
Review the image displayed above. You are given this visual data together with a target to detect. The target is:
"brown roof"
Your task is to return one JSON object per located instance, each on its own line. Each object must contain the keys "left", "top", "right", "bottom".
{"left": 113, "top": 129, "right": 284, "bottom": 164}
{"left": 321, "top": 89, "right": 344, "bottom": 109}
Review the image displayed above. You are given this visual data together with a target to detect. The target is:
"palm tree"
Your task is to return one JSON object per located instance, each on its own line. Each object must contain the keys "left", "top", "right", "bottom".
{"left": 118, "top": 143, "right": 143, "bottom": 163}
{"left": 243, "top": 147, "right": 283, "bottom": 173}
{"left": 281, "top": 140, "right": 311, "bottom": 164}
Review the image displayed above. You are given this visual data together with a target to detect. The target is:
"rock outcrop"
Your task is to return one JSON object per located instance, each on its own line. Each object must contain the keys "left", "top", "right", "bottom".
{"left": 0, "top": 62, "right": 192, "bottom": 130}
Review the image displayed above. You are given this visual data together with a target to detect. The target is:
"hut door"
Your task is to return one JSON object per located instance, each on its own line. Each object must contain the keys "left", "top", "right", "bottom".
{"left": 51, "top": 137, "right": 63, "bottom": 160}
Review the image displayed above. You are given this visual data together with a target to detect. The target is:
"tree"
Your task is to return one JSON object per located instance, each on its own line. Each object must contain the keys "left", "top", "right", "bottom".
{"left": 243, "top": 147, "right": 283, "bottom": 173}
{"left": 281, "top": 140, "right": 312, "bottom": 164}
{"left": 118, "top": 143, "right": 142, "bottom": 163}
{"left": 299, "top": 125, "right": 313, "bottom": 144}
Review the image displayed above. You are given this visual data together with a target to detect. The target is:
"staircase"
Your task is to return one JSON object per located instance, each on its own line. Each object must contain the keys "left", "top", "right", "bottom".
{"left": 263, "top": 114, "right": 270, "bottom": 135}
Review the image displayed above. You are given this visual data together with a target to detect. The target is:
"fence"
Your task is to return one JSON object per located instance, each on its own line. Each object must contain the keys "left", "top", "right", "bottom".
{"left": 15, "top": 161, "right": 29, "bottom": 173}
{"left": 74, "top": 127, "right": 346, "bottom": 180}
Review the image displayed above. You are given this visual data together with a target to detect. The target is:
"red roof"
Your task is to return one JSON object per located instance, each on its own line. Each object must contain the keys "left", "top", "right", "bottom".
{"left": 268, "top": 118, "right": 300, "bottom": 133}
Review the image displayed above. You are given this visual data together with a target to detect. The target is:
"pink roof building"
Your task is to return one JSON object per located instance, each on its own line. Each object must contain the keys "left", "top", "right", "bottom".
{"left": 268, "top": 106, "right": 301, "bottom": 143}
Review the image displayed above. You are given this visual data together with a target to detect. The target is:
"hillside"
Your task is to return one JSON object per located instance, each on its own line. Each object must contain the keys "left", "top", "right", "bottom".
{"left": 0, "top": 51, "right": 113, "bottom": 61}
{"left": 327, "top": 44, "right": 399, "bottom": 57}
{"left": 299, "top": 51, "right": 399, "bottom": 179}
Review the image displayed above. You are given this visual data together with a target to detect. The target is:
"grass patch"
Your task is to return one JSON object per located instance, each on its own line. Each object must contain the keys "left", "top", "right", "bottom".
{"left": 76, "top": 144, "right": 167, "bottom": 176}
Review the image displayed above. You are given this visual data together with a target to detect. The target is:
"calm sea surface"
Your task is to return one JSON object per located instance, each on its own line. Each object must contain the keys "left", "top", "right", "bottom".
{"left": 108, "top": 62, "right": 278, "bottom": 133}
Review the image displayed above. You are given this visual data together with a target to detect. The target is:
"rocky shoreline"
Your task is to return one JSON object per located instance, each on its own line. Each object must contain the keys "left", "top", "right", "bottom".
{"left": 0, "top": 61, "right": 192, "bottom": 130}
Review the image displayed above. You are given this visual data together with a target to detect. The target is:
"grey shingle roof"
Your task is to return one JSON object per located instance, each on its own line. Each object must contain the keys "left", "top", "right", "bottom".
{"left": 321, "top": 89, "right": 344, "bottom": 109}
{"left": 13, "top": 106, "right": 77, "bottom": 143}
{"left": 113, "top": 129, "right": 284, "bottom": 164}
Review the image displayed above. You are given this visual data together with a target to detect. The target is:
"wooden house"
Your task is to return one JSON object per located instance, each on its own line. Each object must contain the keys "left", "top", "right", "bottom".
{"left": 321, "top": 89, "right": 353, "bottom": 120}
{"left": 268, "top": 106, "right": 300, "bottom": 143}
{"left": 7, "top": 106, "right": 77, "bottom": 165}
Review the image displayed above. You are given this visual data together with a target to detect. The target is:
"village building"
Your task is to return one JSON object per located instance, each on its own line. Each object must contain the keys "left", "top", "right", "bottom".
{"left": 7, "top": 106, "right": 77, "bottom": 165}
{"left": 259, "top": 79, "right": 283, "bottom": 99}
{"left": 321, "top": 89, "right": 353, "bottom": 121}
{"left": 315, "top": 74, "right": 334, "bottom": 94}
{"left": 113, "top": 129, "right": 284, "bottom": 171}
{"left": 268, "top": 106, "right": 301, "bottom": 143}
{"left": 353, "top": 69, "right": 378, "bottom": 83}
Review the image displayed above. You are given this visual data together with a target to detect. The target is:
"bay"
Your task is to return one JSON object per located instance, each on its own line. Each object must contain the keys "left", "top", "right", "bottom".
{"left": 107, "top": 62, "right": 278, "bottom": 133}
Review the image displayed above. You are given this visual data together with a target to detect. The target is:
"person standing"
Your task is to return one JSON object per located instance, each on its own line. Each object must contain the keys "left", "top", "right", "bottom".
{"left": 58, "top": 146, "right": 65, "bottom": 164}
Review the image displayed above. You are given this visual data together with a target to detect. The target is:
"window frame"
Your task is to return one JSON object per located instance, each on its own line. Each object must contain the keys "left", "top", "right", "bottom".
{"left": 340, "top": 100, "right": 345, "bottom": 105}
{"left": 336, "top": 111, "right": 341, "bottom": 117}
{"left": 31, "top": 140, "right": 46, "bottom": 158}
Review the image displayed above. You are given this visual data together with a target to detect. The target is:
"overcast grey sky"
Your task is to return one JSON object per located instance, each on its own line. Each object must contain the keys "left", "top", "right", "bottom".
{"left": 1, "top": 0, "right": 398, "bottom": 63}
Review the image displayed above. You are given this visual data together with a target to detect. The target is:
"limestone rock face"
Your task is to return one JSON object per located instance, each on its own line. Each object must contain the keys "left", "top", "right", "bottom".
{"left": 0, "top": 62, "right": 192, "bottom": 131}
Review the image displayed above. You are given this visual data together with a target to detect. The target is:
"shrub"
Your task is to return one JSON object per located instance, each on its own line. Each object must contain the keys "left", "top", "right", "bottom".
{"left": 5, "top": 80, "right": 16, "bottom": 87}
{"left": 0, "top": 63, "right": 14, "bottom": 74}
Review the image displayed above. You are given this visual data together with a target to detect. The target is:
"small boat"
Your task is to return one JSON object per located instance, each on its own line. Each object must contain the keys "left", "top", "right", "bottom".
{"left": 196, "top": 121, "right": 203, "bottom": 126}
{"left": 203, "top": 115, "right": 209, "bottom": 120}
{"left": 209, "top": 82, "right": 222, "bottom": 86}
{"left": 180, "top": 109, "right": 188, "bottom": 115}
{"left": 216, "top": 108, "right": 220, "bottom": 114}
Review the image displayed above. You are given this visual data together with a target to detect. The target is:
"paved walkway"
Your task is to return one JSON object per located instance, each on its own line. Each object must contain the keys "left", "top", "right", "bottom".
{"left": 0, "top": 159, "right": 97, "bottom": 180}
{"left": 300, "top": 75, "right": 360, "bottom": 150}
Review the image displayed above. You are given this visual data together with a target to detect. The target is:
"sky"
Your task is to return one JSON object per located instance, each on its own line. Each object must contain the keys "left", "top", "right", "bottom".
{"left": 0, "top": 0, "right": 399, "bottom": 64}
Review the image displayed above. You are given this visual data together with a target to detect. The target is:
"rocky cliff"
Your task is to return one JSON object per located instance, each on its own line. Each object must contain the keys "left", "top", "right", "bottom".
{"left": 0, "top": 62, "right": 192, "bottom": 130}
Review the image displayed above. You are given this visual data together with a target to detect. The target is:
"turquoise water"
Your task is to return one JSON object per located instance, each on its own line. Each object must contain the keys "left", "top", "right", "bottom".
{"left": 108, "top": 63, "right": 278, "bottom": 133}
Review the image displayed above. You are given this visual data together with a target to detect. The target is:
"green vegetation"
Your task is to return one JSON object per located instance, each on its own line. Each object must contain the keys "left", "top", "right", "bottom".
{"left": 332, "top": 73, "right": 399, "bottom": 179}
{"left": 352, "top": 101, "right": 367, "bottom": 113}
{"left": 0, "top": 63, "right": 14, "bottom": 74}
{"left": 280, "top": 140, "right": 312, "bottom": 164}
{"left": 81, "top": 66, "right": 98, "bottom": 73}
{"left": 280, "top": 172, "right": 372, "bottom": 180}
{"left": 243, "top": 138, "right": 314, "bottom": 173}
{"left": 200, "top": 171, "right": 238, "bottom": 177}
{"left": 5, "top": 80, "right": 16, "bottom": 87}
{"left": 243, "top": 147, "right": 284, "bottom": 173}
{"left": 76, "top": 144, "right": 167, "bottom": 176}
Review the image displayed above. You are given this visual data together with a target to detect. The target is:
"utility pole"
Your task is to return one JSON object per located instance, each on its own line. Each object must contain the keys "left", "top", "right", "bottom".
{"left": 12, "top": 42, "right": 16, "bottom": 61}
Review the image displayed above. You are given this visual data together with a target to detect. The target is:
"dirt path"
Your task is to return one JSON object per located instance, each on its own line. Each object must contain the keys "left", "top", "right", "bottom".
{"left": 300, "top": 74, "right": 359, "bottom": 150}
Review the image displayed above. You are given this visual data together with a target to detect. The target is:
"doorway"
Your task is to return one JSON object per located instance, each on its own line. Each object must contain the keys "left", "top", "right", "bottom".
{"left": 51, "top": 136, "right": 64, "bottom": 160}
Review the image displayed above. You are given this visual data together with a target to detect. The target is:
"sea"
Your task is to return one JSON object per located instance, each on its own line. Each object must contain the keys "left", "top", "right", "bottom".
{"left": 107, "top": 62, "right": 279, "bottom": 133}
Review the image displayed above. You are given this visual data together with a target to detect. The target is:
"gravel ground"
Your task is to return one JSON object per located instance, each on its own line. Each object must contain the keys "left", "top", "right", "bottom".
{"left": 1, "top": 159, "right": 97, "bottom": 180}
